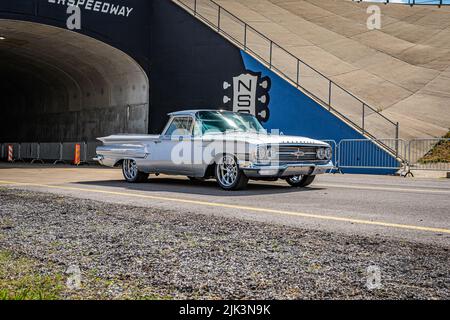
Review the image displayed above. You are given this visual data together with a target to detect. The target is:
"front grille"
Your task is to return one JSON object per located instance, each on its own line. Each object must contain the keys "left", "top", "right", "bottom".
{"left": 274, "top": 145, "right": 319, "bottom": 162}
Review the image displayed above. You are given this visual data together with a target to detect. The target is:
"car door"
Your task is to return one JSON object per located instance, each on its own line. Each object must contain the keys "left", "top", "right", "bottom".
{"left": 150, "top": 116, "right": 194, "bottom": 174}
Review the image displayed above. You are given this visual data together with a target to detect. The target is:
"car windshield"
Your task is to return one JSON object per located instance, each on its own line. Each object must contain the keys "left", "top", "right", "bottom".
{"left": 196, "top": 111, "right": 265, "bottom": 135}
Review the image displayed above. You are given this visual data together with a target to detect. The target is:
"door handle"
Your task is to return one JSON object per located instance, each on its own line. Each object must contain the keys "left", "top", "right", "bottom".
{"left": 154, "top": 140, "right": 162, "bottom": 144}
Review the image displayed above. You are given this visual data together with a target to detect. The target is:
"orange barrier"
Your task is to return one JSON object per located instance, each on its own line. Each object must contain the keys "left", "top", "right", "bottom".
{"left": 7, "top": 145, "right": 13, "bottom": 162}
{"left": 74, "top": 144, "right": 81, "bottom": 165}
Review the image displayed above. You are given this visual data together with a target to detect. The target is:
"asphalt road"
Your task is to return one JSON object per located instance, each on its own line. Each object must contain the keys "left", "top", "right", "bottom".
{"left": 0, "top": 163, "right": 449, "bottom": 247}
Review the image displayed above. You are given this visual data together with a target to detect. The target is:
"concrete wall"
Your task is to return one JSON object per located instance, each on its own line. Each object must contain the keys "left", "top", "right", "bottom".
{"left": 214, "top": 0, "right": 450, "bottom": 140}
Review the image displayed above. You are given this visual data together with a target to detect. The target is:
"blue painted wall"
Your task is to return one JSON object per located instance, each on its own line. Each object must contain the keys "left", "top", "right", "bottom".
{"left": 241, "top": 52, "right": 363, "bottom": 141}
{"left": 241, "top": 51, "right": 400, "bottom": 174}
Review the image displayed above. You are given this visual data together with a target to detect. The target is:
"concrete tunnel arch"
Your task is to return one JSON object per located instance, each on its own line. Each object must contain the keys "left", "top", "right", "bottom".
{"left": 0, "top": 19, "right": 149, "bottom": 142}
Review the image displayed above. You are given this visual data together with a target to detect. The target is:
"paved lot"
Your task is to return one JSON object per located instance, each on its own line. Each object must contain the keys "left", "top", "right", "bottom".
{"left": 0, "top": 163, "right": 449, "bottom": 246}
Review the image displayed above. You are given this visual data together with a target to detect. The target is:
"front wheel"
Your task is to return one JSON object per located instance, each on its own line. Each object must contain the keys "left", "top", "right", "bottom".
{"left": 215, "top": 155, "right": 248, "bottom": 191}
{"left": 122, "top": 159, "right": 149, "bottom": 183}
{"left": 286, "top": 175, "right": 316, "bottom": 188}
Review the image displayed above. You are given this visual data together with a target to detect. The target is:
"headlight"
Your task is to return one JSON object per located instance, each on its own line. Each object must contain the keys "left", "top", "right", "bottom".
{"left": 325, "top": 147, "right": 332, "bottom": 160}
{"left": 316, "top": 148, "right": 326, "bottom": 160}
{"left": 255, "top": 145, "right": 274, "bottom": 161}
{"left": 256, "top": 145, "right": 268, "bottom": 160}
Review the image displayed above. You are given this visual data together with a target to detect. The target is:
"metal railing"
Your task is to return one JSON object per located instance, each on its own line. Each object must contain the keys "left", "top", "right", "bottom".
{"left": 0, "top": 142, "right": 101, "bottom": 165}
{"left": 352, "top": 1, "right": 449, "bottom": 6}
{"left": 334, "top": 138, "right": 449, "bottom": 173}
{"left": 1, "top": 138, "right": 448, "bottom": 174}
{"left": 337, "top": 139, "right": 407, "bottom": 171}
{"left": 173, "top": 0, "right": 400, "bottom": 146}
{"left": 408, "top": 138, "right": 450, "bottom": 172}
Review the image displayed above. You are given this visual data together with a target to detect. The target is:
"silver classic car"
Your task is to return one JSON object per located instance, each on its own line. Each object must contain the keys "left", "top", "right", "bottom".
{"left": 95, "top": 110, "right": 334, "bottom": 190}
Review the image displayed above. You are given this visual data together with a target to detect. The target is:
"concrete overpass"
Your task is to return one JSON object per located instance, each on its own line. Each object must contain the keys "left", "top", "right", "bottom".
{"left": 0, "top": 0, "right": 151, "bottom": 142}
{"left": 0, "top": 20, "right": 149, "bottom": 142}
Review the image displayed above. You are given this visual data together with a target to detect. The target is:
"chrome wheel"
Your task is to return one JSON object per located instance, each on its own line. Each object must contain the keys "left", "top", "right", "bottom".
{"left": 288, "top": 175, "right": 303, "bottom": 184}
{"left": 286, "top": 175, "right": 316, "bottom": 188}
{"left": 217, "top": 155, "right": 238, "bottom": 187}
{"left": 122, "top": 159, "right": 149, "bottom": 183}
{"left": 123, "top": 159, "right": 138, "bottom": 180}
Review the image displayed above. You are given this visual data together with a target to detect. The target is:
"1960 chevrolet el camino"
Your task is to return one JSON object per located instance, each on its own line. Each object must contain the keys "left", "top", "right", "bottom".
{"left": 95, "top": 110, "right": 334, "bottom": 190}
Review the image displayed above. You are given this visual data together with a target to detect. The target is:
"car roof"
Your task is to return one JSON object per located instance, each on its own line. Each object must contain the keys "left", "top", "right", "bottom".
{"left": 168, "top": 109, "right": 230, "bottom": 117}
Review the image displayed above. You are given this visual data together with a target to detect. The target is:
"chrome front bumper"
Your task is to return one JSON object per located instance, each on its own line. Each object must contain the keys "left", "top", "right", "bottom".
{"left": 241, "top": 161, "right": 334, "bottom": 178}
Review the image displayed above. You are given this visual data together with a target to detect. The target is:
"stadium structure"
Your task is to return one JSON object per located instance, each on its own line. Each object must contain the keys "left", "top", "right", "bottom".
{"left": 1, "top": 0, "right": 449, "bottom": 173}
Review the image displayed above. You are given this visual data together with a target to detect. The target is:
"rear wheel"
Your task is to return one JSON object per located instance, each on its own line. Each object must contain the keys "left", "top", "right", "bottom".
{"left": 215, "top": 155, "right": 248, "bottom": 190}
{"left": 286, "top": 175, "right": 316, "bottom": 188}
{"left": 122, "top": 159, "right": 149, "bottom": 183}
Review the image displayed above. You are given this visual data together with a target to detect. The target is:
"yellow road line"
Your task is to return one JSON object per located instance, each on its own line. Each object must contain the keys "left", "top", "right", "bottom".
{"left": 0, "top": 180, "right": 449, "bottom": 235}
{"left": 315, "top": 183, "right": 450, "bottom": 195}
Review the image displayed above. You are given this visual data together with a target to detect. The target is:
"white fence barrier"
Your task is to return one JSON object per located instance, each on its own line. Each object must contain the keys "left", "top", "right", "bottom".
{"left": 0, "top": 142, "right": 101, "bottom": 165}
{"left": 408, "top": 138, "right": 450, "bottom": 172}
{"left": 337, "top": 139, "right": 408, "bottom": 170}
{"left": 0, "top": 139, "right": 448, "bottom": 173}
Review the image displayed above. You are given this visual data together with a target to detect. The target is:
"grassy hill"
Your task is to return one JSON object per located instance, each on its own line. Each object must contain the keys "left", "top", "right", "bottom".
{"left": 419, "top": 132, "right": 450, "bottom": 164}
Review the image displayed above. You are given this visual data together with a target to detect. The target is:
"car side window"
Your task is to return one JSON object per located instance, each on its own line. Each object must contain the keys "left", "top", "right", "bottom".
{"left": 164, "top": 117, "right": 193, "bottom": 137}
{"left": 192, "top": 120, "right": 203, "bottom": 137}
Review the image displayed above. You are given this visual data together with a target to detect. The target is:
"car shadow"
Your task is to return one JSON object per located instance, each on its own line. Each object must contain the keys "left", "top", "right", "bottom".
{"left": 75, "top": 177, "right": 325, "bottom": 197}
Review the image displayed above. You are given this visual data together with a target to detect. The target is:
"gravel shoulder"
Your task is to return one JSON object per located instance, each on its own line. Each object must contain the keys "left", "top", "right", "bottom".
{"left": 0, "top": 187, "right": 449, "bottom": 300}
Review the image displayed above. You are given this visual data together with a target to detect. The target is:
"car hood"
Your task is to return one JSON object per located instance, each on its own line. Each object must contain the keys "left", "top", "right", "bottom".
{"left": 202, "top": 132, "right": 329, "bottom": 146}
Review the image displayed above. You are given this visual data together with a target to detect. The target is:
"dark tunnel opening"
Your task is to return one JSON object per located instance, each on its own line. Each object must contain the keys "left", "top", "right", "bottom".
{"left": 0, "top": 19, "right": 149, "bottom": 142}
